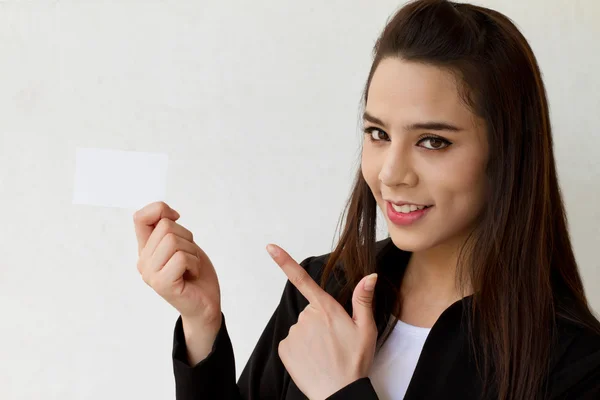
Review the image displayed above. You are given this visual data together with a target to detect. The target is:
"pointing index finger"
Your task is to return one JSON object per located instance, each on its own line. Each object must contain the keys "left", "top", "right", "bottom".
{"left": 267, "top": 244, "right": 328, "bottom": 306}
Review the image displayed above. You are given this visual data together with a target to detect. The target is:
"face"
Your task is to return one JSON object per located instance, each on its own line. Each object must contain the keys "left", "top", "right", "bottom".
{"left": 361, "top": 57, "right": 489, "bottom": 254}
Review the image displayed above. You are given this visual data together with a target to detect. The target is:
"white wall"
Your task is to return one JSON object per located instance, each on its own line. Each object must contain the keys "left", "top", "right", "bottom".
{"left": 1, "top": 1, "right": 598, "bottom": 399}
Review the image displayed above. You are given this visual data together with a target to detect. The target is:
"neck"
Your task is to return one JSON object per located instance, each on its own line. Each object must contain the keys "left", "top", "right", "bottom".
{"left": 401, "top": 241, "right": 472, "bottom": 308}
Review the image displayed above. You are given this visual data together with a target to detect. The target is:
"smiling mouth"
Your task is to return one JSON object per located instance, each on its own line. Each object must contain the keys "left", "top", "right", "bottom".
{"left": 388, "top": 202, "right": 433, "bottom": 213}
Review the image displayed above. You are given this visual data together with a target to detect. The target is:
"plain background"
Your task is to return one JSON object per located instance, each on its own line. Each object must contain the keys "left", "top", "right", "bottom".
{"left": 1, "top": 1, "right": 598, "bottom": 399}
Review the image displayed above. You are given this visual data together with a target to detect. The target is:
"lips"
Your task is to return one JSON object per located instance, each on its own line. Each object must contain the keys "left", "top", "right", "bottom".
{"left": 386, "top": 200, "right": 433, "bottom": 207}
{"left": 386, "top": 201, "right": 432, "bottom": 226}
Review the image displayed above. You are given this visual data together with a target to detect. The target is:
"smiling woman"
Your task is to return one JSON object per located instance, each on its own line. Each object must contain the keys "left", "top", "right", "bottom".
{"left": 134, "top": 0, "right": 600, "bottom": 399}
{"left": 318, "top": 0, "right": 600, "bottom": 398}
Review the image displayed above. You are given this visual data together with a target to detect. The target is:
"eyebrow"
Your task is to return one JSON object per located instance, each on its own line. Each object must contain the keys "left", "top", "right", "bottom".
{"left": 362, "top": 111, "right": 463, "bottom": 132}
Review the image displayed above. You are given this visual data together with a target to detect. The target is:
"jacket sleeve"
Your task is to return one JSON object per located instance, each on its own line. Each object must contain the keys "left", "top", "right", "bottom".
{"left": 171, "top": 254, "right": 382, "bottom": 400}
{"left": 172, "top": 310, "right": 240, "bottom": 400}
{"left": 325, "top": 378, "right": 380, "bottom": 399}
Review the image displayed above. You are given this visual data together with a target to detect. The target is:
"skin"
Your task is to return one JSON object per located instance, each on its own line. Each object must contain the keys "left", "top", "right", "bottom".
{"left": 361, "top": 57, "right": 489, "bottom": 328}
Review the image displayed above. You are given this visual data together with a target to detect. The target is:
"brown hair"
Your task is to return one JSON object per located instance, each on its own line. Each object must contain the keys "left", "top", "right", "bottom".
{"left": 318, "top": 1, "right": 600, "bottom": 399}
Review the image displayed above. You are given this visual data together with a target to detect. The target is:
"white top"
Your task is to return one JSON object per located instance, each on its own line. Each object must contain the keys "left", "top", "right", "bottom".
{"left": 368, "top": 317, "right": 431, "bottom": 399}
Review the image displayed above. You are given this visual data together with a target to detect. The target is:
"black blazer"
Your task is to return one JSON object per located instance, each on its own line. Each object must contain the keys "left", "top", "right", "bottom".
{"left": 171, "top": 238, "right": 600, "bottom": 399}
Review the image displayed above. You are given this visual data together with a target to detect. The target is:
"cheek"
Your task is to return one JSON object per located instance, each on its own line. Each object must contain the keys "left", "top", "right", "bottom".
{"left": 430, "top": 153, "right": 487, "bottom": 211}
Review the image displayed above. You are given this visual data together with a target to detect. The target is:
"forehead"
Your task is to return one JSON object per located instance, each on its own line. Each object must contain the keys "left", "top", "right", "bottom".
{"left": 366, "top": 57, "right": 476, "bottom": 127}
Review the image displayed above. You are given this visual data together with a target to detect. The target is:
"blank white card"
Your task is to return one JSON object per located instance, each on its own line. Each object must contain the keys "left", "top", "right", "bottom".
{"left": 72, "top": 147, "right": 169, "bottom": 210}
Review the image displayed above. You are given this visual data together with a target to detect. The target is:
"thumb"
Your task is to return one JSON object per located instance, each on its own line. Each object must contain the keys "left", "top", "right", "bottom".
{"left": 352, "top": 273, "right": 378, "bottom": 329}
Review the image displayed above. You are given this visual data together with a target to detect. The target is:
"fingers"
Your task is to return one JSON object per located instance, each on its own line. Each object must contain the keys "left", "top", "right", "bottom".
{"left": 147, "top": 232, "right": 199, "bottom": 274}
{"left": 267, "top": 244, "right": 327, "bottom": 306}
{"left": 159, "top": 251, "right": 199, "bottom": 292}
{"left": 133, "top": 201, "right": 181, "bottom": 255}
{"left": 141, "top": 217, "right": 194, "bottom": 260}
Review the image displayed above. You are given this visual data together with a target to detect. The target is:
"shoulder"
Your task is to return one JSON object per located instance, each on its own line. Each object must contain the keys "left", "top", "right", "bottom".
{"left": 548, "top": 315, "right": 600, "bottom": 397}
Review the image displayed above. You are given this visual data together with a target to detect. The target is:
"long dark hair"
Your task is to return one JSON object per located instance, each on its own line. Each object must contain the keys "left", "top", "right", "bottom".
{"left": 317, "top": 1, "right": 600, "bottom": 399}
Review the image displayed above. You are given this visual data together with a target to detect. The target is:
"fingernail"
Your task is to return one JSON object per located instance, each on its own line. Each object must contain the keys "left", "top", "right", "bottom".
{"left": 363, "top": 273, "right": 378, "bottom": 291}
{"left": 267, "top": 244, "right": 279, "bottom": 258}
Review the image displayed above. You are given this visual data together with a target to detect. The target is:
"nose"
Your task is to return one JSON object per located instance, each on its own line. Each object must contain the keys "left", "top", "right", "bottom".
{"left": 378, "top": 144, "right": 418, "bottom": 187}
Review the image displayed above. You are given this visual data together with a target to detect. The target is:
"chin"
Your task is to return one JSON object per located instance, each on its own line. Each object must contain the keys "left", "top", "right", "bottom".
{"left": 387, "top": 230, "right": 437, "bottom": 253}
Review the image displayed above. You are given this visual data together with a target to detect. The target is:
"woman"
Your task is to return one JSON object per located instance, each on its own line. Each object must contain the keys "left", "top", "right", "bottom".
{"left": 134, "top": 0, "right": 600, "bottom": 399}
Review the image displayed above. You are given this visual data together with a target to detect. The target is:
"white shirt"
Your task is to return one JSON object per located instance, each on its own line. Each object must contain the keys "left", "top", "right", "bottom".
{"left": 368, "top": 317, "right": 431, "bottom": 399}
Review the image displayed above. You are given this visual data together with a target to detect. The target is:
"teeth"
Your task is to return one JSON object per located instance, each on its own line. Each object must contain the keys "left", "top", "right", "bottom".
{"left": 391, "top": 203, "right": 428, "bottom": 213}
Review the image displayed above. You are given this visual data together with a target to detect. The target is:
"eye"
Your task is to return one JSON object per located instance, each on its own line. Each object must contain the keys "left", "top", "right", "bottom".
{"left": 363, "top": 127, "right": 389, "bottom": 142}
{"left": 417, "top": 135, "right": 452, "bottom": 150}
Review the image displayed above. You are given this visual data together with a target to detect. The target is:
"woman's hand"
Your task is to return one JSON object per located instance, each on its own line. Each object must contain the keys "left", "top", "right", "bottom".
{"left": 134, "top": 201, "right": 222, "bottom": 328}
{"left": 266, "top": 244, "right": 379, "bottom": 400}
